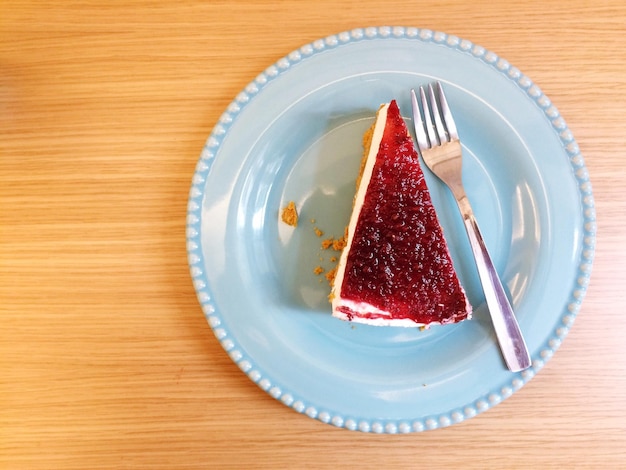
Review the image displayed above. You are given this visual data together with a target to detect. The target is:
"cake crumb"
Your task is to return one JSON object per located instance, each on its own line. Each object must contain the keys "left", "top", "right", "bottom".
{"left": 314, "top": 227, "right": 324, "bottom": 237}
{"left": 281, "top": 201, "right": 298, "bottom": 227}
{"left": 321, "top": 238, "right": 334, "bottom": 250}
{"left": 332, "top": 236, "right": 347, "bottom": 251}
{"left": 325, "top": 267, "right": 337, "bottom": 285}
{"left": 310, "top": 218, "right": 316, "bottom": 224}
{"left": 330, "top": 256, "right": 337, "bottom": 263}
{"left": 313, "top": 266, "right": 324, "bottom": 275}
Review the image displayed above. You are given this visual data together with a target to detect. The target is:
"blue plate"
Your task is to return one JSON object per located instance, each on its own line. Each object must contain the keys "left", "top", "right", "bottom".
{"left": 187, "top": 27, "right": 595, "bottom": 433}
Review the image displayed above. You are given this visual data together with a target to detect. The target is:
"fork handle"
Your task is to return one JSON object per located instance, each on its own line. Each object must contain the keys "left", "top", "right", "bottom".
{"left": 455, "top": 194, "right": 532, "bottom": 372}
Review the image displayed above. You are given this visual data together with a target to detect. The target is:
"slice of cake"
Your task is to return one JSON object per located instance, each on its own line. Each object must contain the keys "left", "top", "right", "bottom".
{"left": 330, "top": 100, "right": 472, "bottom": 327}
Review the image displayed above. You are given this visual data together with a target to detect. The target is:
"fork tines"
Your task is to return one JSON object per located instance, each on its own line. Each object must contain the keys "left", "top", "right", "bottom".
{"left": 410, "top": 82, "right": 458, "bottom": 151}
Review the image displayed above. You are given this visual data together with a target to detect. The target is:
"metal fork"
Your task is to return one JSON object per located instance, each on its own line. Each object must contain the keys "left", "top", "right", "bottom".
{"left": 410, "top": 82, "right": 531, "bottom": 372}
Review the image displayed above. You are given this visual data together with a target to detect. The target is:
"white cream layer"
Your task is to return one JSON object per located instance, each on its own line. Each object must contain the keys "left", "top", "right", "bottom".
{"left": 332, "top": 307, "right": 436, "bottom": 328}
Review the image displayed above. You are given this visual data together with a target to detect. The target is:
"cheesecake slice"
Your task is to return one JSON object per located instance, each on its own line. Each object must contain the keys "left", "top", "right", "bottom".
{"left": 330, "top": 100, "right": 472, "bottom": 327}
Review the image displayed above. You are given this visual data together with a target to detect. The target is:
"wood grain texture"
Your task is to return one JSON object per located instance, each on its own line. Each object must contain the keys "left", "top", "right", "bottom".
{"left": 2, "top": 1, "right": 625, "bottom": 468}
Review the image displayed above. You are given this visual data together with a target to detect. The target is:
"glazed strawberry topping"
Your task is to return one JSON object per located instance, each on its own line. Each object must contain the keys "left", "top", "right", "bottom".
{"left": 338, "top": 100, "right": 470, "bottom": 324}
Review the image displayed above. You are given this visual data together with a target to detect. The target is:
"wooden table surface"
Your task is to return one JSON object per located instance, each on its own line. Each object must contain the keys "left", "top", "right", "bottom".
{"left": 2, "top": 1, "right": 625, "bottom": 468}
